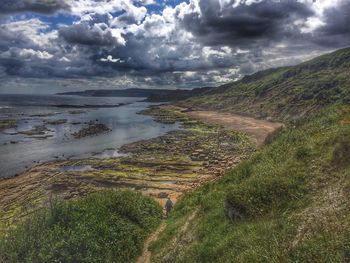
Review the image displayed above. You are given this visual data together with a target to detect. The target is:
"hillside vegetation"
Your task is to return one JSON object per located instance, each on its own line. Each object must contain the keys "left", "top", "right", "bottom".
{"left": 151, "top": 48, "right": 350, "bottom": 262}
{"left": 180, "top": 47, "right": 350, "bottom": 121}
{"left": 0, "top": 191, "right": 162, "bottom": 263}
{"left": 151, "top": 105, "right": 350, "bottom": 262}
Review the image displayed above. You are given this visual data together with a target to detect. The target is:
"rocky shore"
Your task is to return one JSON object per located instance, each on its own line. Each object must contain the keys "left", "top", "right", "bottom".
{"left": 0, "top": 105, "right": 264, "bottom": 231}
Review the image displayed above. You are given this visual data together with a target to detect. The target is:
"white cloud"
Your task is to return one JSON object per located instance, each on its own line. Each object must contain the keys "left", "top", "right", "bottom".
{"left": 70, "top": 0, "right": 147, "bottom": 23}
{"left": 300, "top": 16, "right": 325, "bottom": 33}
{"left": 100, "top": 55, "right": 124, "bottom": 63}
{"left": 1, "top": 18, "right": 50, "bottom": 46}
{"left": 140, "top": 0, "right": 156, "bottom": 5}
{"left": 19, "top": 48, "right": 53, "bottom": 60}
{"left": 59, "top": 57, "right": 71, "bottom": 62}
{"left": 0, "top": 47, "right": 53, "bottom": 60}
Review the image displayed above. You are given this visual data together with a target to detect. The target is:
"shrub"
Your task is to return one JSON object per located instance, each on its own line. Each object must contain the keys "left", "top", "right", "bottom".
{"left": 225, "top": 176, "right": 305, "bottom": 219}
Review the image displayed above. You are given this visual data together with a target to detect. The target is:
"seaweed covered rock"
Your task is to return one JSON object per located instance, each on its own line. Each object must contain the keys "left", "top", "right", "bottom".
{"left": 72, "top": 122, "right": 111, "bottom": 138}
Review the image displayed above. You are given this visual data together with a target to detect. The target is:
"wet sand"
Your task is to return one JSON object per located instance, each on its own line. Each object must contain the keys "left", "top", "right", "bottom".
{"left": 159, "top": 104, "right": 282, "bottom": 145}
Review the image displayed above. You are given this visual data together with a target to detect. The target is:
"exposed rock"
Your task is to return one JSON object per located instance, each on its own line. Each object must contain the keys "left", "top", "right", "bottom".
{"left": 45, "top": 119, "right": 67, "bottom": 125}
{"left": 72, "top": 123, "right": 111, "bottom": 139}
{"left": 157, "top": 192, "right": 169, "bottom": 198}
{"left": 69, "top": 110, "right": 86, "bottom": 115}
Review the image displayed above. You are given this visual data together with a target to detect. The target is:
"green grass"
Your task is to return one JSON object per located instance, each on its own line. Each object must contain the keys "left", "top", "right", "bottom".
{"left": 151, "top": 105, "right": 350, "bottom": 262}
{"left": 0, "top": 190, "right": 163, "bottom": 263}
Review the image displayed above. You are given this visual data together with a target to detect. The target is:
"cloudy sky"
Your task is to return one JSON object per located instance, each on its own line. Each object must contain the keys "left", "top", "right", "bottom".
{"left": 0, "top": 0, "right": 349, "bottom": 93}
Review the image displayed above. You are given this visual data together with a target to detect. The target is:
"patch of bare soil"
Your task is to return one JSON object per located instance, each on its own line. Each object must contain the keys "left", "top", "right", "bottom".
{"left": 153, "top": 210, "right": 199, "bottom": 263}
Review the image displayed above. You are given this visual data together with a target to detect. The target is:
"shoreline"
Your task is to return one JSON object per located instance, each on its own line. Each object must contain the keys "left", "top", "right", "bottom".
{"left": 0, "top": 99, "right": 177, "bottom": 179}
{"left": 0, "top": 104, "right": 280, "bottom": 231}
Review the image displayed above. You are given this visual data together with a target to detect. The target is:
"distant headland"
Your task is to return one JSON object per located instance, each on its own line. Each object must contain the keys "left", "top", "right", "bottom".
{"left": 57, "top": 87, "right": 213, "bottom": 102}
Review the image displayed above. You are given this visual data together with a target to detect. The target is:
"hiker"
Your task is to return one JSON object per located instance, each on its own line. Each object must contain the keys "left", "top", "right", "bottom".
{"left": 165, "top": 197, "right": 173, "bottom": 217}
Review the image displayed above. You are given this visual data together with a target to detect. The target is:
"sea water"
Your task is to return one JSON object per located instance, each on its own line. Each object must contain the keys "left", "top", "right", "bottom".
{"left": 0, "top": 94, "right": 179, "bottom": 178}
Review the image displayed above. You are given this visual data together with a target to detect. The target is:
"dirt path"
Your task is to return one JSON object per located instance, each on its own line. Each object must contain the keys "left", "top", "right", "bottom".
{"left": 137, "top": 221, "right": 166, "bottom": 263}
{"left": 186, "top": 110, "right": 282, "bottom": 145}
{"left": 136, "top": 209, "right": 198, "bottom": 263}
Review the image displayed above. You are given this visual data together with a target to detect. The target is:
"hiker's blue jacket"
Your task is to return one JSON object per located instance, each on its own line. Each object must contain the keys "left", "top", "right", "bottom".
{"left": 166, "top": 199, "right": 173, "bottom": 210}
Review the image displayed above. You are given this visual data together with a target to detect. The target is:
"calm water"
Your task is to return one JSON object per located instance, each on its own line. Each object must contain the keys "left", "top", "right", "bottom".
{"left": 0, "top": 94, "right": 179, "bottom": 178}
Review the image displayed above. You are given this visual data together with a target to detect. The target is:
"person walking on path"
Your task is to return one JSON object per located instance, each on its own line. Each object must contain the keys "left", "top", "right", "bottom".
{"left": 165, "top": 197, "right": 173, "bottom": 218}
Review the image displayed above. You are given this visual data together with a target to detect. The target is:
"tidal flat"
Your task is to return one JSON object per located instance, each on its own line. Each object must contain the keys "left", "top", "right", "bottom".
{"left": 0, "top": 105, "right": 258, "bottom": 231}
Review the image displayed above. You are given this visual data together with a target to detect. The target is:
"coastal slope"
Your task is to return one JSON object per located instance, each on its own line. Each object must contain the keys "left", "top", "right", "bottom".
{"left": 150, "top": 48, "right": 350, "bottom": 262}
{"left": 0, "top": 47, "right": 349, "bottom": 262}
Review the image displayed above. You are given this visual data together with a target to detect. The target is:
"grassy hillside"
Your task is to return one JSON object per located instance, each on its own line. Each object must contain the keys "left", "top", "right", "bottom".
{"left": 150, "top": 47, "right": 350, "bottom": 263}
{"left": 0, "top": 190, "right": 162, "bottom": 263}
{"left": 151, "top": 105, "right": 350, "bottom": 262}
{"left": 180, "top": 47, "right": 350, "bottom": 121}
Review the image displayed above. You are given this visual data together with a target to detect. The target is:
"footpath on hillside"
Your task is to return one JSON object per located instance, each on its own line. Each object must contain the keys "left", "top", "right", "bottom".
{"left": 136, "top": 106, "right": 282, "bottom": 263}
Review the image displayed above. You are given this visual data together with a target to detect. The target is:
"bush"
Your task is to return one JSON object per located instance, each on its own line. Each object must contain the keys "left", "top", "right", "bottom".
{"left": 225, "top": 176, "right": 305, "bottom": 219}
{"left": 0, "top": 190, "right": 162, "bottom": 263}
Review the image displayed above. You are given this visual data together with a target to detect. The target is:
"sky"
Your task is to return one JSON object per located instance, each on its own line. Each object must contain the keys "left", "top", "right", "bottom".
{"left": 0, "top": 0, "right": 349, "bottom": 93}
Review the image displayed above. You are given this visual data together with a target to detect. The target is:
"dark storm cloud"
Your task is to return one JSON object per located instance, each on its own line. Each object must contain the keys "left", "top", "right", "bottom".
{"left": 1, "top": 0, "right": 350, "bottom": 90}
{"left": 59, "top": 23, "right": 118, "bottom": 46}
{"left": 58, "top": 13, "right": 126, "bottom": 47}
{"left": 0, "top": 27, "right": 26, "bottom": 52}
{"left": 0, "top": 0, "right": 70, "bottom": 14}
{"left": 181, "top": 0, "right": 314, "bottom": 46}
{"left": 0, "top": 58, "right": 23, "bottom": 76}
{"left": 313, "top": 0, "right": 350, "bottom": 48}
